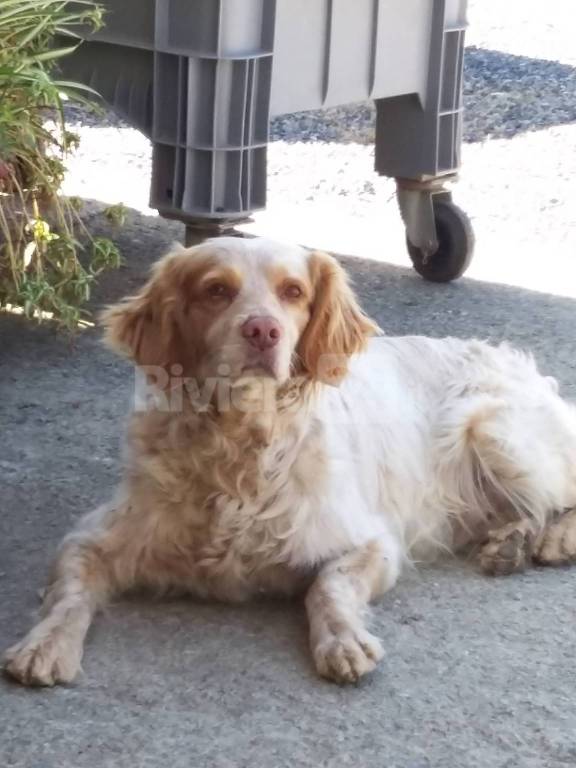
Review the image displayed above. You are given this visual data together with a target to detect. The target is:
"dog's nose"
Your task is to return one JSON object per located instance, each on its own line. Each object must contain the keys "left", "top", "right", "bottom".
{"left": 241, "top": 316, "right": 283, "bottom": 350}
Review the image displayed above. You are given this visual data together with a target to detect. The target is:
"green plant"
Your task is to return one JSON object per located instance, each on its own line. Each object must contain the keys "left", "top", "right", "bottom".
{"left": 103, "top": 202, "right": 127, "bottom": 227}
{"left": 0, "top": 0, "right": 121, "bottom": 329}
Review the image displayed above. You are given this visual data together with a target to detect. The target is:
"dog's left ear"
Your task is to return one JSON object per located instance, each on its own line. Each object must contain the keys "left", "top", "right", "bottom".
{"left": 297, "top": 251, "right": 379, "bottom": 385}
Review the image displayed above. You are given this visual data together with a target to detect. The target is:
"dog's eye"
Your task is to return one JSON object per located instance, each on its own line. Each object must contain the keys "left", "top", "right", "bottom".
{"left": 282, "top": 283, "right": 303, "bottom": 301}
{"left": 207, "top": 282, "right": 232, "bottom": 301}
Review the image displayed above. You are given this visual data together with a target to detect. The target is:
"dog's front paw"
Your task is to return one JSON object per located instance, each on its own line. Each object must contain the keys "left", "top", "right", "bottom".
{"left": 313, "top": 629, "right": 384, "bottom": 684}
{"left": 3, "top": 627, "right": 82, "bottom": 687}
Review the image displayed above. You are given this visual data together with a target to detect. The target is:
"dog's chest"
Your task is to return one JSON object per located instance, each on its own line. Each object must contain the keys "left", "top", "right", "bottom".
{"left": 134, "top": 418, "right": 331, "bottom": 598}
{"left": 195, "top": 440, "right": 327, "bottom": 583}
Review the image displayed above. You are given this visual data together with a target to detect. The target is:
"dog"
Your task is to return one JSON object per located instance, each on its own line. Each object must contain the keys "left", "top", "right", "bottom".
{"left": 5, "top": 237, "right": 576, "bottom": 687}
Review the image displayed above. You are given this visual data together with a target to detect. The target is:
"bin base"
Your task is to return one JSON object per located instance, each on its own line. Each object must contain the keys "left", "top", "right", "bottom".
{"left": 183, "top": 217, "right": 253, "bottom": 248}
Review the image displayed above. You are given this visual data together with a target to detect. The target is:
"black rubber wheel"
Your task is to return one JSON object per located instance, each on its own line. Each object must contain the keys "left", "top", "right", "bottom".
{"left": 406, "top": 199, "right": 474, "bottom": 283}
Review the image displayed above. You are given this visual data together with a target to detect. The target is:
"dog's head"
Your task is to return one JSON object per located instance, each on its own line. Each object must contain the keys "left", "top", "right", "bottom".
{"left": 101, "top": 237, "right": 377, "bottom": 390}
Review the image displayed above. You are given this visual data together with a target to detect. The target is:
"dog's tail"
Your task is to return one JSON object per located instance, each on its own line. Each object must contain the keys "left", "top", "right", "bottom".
{"left": 435, "top": 394, "right": 555, "bottom": 532}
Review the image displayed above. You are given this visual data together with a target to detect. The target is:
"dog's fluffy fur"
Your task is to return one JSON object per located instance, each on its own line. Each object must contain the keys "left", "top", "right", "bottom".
{"left": 5, "top": 237, "right": 576, "bottom": 686}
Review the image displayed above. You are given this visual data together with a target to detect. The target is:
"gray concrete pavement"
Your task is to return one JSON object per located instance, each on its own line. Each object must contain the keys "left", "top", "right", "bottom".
{"left": 1, "top": 215, "right": 576, "bottom": 767}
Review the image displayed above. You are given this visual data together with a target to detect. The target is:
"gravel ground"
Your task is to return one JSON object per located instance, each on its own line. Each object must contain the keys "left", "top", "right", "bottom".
{"left": 466, "top": 0, "right": 576, "bottom": 67}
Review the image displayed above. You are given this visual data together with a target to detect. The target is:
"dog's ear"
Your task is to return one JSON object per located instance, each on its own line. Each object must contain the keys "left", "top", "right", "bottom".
{"left": 298, "top": 251, "right": 379, "bottom": 385}
{"left": 100, "top": 248, "right": 202, "bottom": 376}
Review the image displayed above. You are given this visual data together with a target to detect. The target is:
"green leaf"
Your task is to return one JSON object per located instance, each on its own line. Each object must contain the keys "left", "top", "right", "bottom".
{"left": 23, "top": 43, "right": 79, "bottom": 63}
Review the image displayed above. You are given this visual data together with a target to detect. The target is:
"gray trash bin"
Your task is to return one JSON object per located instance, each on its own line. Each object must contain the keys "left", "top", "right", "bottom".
{"left": 63, "top": 0, "right": 474, "bottom": 281}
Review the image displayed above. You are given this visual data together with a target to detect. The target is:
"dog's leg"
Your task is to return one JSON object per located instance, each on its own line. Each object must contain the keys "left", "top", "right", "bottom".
{"left": 534, "top": 508, "right": 576, "bottom": 566}
{"left": 3, "top": 539, "right": 111, "bottom": 686}
{"left": 478, "top": 508, "right": 576, "bottom": 575}
{"left": 479, "top": 519, "right": 538, "bottom": 576}
{"left": 3, "top": 506, "right": 125, "bottom": 687}
{"left": 305, "top": 539, "right": 399, "bottom": 684}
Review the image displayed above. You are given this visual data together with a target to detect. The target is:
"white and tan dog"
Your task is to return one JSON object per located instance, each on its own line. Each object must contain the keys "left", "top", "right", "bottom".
{"left": 5, "top": 237, "right": 576, "bottom": 686}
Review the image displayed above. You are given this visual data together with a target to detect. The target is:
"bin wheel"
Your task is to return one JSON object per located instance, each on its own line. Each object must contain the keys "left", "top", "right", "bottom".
{"left": 406, "top": 199, "right": 474, "bottom": 283}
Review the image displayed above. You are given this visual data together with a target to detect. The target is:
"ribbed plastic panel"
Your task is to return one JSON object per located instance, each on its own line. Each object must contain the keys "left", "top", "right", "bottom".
{"left": 62, "top": 0, "right": 468, "bottom": 220}
{"left": 375, "top": 0, "right": 467, "bottom": 178}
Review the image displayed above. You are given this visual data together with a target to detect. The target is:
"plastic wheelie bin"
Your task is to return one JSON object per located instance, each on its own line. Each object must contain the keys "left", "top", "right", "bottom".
{"left": 62, "top": 0, "right": 474, "bottom": 281}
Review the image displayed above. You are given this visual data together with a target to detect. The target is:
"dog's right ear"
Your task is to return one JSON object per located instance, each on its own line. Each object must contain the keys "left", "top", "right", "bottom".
{"left": 100, "top": 283, "right": 170, "bottom": 370}
{"left": 100, "top": 248, "right": 192, "bottom": 372}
